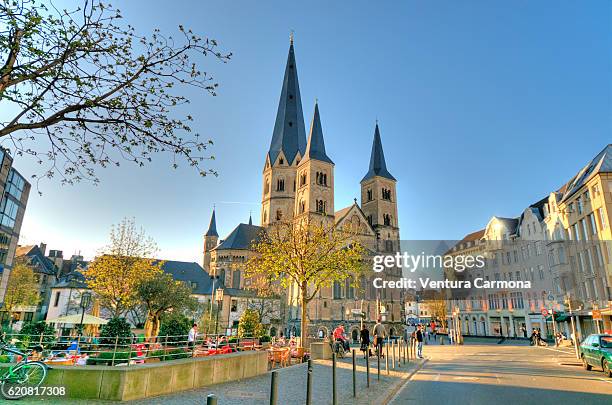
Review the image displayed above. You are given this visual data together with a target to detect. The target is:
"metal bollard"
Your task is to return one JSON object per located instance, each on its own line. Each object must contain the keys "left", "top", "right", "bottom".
{"left": 392, "top": 339, "right": 396, "bottom": 369}
{"left": 207, "top": 394, "right": 217, "bottom": 405}
{"left": 385, "top": 340, "right": 389, "bottom": 375}
{"left": 306, "top": 359, "right": 313, "bottom": 405}
{"left": 366, "top": 350, "right": 370, "bottom": 387}
{"left": 352, "top": 349, "right": 356, "bottom": 397}
{"left": 270, "top": 370, "right": 278, "bottom": 405}
{"left": 397, "top": 340, "right": 401, "bottom": 368}
{"left": 332, "top": 353, "right": 337, "bottom": 405}
{"left": 377, "top": 350, "right": 381, "bottom": 380}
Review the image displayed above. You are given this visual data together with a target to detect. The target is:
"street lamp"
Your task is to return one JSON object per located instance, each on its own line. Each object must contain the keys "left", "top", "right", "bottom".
{"left": 214, "top": 288, "right": 224, "bottom": 336}
{"left": 78, "top": 291, "right": 92, "bottom": 336}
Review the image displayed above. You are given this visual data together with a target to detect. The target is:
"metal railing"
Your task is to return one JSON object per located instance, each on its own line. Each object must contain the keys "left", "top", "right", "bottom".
{"left": 0, "top": 332, "right": 269, "bottom": 367}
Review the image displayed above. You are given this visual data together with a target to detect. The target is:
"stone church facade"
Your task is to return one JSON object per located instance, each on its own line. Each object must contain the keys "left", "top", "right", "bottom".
{"left": 203, "top": 38, "right": 404, "bottom": 340}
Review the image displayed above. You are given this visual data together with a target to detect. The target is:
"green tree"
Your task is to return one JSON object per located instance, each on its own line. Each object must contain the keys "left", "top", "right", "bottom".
{"left": 237, "top": 308, "right": 264, "bottom": 338}
{"left": 2, "top": 263, "right": 39, "bottom": 327}
{"left": 83, "top": 218, "right": 162, "bottom": 317}
{"left": 247, "top": 219, "right": 365, "bottom": 345}
{"left": 99, "top": 317, "right": 132, "bottom": 345}
{"left": 138, "top": 272, "right": 197, "bottom": 339}
{"left": 0, "top": 0, "right": 230, "bottom": 186}
{"left": 20, "top": 321, "right": 56, "bottom": 345}
{"left": 159, "top": 313, "right": 191, "bottom": 345}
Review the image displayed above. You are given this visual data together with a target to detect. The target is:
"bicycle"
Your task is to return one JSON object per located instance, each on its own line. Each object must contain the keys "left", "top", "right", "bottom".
{"left": 0, "top": 335, "right": 48, "bottom": 400}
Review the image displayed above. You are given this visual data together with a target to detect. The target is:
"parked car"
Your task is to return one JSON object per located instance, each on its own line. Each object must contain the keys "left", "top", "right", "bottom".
{"left": 579, "top": 334, "right": 612, "bottom": 377}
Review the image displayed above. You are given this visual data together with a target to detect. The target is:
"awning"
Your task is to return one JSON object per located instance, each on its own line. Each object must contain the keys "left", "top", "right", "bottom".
{"left": 46, "top": 314, "right": 109, "bottom": 325}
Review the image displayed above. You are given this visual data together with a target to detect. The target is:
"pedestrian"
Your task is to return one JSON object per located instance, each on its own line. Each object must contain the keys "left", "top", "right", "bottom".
{"left": 530, "top": 329, "right": 537, "bottom": 346}
{"left": 416, "top": 325, "right": 424, "bottom": 358}
{"left": 360, "top": 325, "right": 370, "bottom": 359}
{"left": 188, "top": 323, "right": 198, "bottom": 353}
{"left": 373, "top": 318, "right": 386, "bottom": 358}
{"left": 449, "top": 328, "right": 454, "bottom": 345}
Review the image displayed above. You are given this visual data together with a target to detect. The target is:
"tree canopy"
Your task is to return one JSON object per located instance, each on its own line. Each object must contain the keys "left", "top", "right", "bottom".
{"left": 0, "top": 0, "right": 230, "bottom": 188}
{"left": 83, "top": 218, "right": 162, "bottom": 317}
{"left": 2, "top": 262, "right": 39, "bottom": 321}
{"left": 247, "top": 219, "right": 365, "bottom": 344}
{"left": 138, "top": 272, "right": 197, "bottom": 339}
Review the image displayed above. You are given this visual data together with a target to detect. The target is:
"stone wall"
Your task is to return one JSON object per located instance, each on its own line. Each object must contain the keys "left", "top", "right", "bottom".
{"left": 36, "top": 350, "right": 268, "bottom": 400}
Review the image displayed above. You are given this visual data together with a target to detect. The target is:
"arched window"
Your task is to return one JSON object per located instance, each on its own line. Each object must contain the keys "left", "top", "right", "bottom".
{"left": 276, "top": 209, "right": 283, "bottom": 221}
{"left": 316, "top": 200, "right": 326, "bottom": 214}
{"left": 382, "top": 188, "right": 392, "bottom": 201}
{"left": 333, "top": 281, "right": 342, "bottom": 299}
{"left": 367, "top": 189, "right": 372, "bottom": 201}
{"left": 276, "top": 178, "right": 285, "bottom": 191}
{"left": 384, "top": 214, "right": 392, "bottom": 226}
{"left": 265, "top": 178, "right": 270, "bottom": 194}
{"left": 300, "top": 173, "right": 307, "bottom": 186}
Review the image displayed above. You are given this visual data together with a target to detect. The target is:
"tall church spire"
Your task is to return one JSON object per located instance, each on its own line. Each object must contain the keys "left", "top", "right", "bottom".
{"left": 362, "top": 123, "right": 395, "bottom": 182}
{"left": 205, "top": 209, "right": 218, "bottom": 237}
{"left": 267, "top": 38, "right": 307, "bottom": 165}
{"left": 304, "top": 101, "right": 333, "bottom": 164}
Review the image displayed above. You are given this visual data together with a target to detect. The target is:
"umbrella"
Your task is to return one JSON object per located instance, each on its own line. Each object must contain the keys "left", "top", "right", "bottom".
{"left": 46, "top": 313, "right": 109, "bottom": 325}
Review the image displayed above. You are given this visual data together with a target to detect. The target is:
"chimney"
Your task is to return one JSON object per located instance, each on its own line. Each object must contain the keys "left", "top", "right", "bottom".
{"left": 39, "top": 242, "right": 47, "bottom": 256}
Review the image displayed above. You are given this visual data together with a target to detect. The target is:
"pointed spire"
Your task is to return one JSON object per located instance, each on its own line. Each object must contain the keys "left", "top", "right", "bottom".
{"left": 361, "top": 123, "right": 395, "bottom": 182}
{"left": 304, "top": 101, "right": 334, "bottom": 164}
{"left": 248, "top": 211, "right": 253, "bottom": 225}
{"left": 267, "top": 38, "right": 307, "bottom": 165}
{"left": 205, "top": 209, "right": 218, "bottom": 237}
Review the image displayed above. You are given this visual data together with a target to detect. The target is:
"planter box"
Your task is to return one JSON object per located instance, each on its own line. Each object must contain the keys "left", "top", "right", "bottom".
{"left": 13, "top": 350, "right": 268, "bottom": 400}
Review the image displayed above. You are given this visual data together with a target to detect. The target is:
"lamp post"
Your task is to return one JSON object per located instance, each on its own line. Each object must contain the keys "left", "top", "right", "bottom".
{"left": 78, "top": 291, "right": 92, "bottom": 337}
{"left": 214, "top": 288, "right": 224, "bottom": 336}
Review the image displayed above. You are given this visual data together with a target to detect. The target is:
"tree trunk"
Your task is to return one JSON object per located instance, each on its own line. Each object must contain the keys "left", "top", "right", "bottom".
{"left": 300, "top": 285, "right": 309, "bottom": 347}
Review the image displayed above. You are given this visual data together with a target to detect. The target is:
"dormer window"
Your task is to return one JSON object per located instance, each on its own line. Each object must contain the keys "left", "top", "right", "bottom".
{"left": 279, "top": 158, "right": 284, "bottom": 165}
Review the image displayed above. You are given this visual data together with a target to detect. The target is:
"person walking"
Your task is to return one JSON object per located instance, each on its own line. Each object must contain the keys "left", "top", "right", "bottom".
{"left": 360, "top": 325, "right": 370, "bottom": 359}
{"left": 416, "top": 325, "right": 424, "bottom": 358}
{"left": 373, "top": 318, "right": 386, "bottom": 358}
{"left": 188, "top": 323, "right": 198, "bottom": 354}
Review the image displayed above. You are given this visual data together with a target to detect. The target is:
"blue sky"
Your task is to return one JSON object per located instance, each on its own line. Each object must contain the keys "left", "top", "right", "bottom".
{"left": 11, "top": 0, "right": 612, "bottom": 263}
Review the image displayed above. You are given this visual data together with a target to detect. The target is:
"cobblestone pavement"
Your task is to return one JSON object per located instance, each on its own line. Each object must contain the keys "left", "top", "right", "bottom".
{"left": 18, "top": 344, "right": 424, "bottom": 405}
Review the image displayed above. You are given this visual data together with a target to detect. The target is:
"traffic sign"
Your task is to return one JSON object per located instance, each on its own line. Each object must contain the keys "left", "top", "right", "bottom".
{"left": 592, "top": 310, "right": 602, "bottom": 321}
{"left": 541, "top": 309, "right": 548, "bottom": 317}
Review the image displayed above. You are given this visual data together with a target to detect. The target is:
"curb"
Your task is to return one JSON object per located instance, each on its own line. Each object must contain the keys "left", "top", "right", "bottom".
{"left": 381, "top": 358, "right": 428, "bottom": 405}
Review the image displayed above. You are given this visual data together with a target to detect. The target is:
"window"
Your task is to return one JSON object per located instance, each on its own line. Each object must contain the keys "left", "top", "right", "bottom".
{"left": 345, "top": 279, "right": 354, "bottom": 299}
{"left": 572, "top": 223, "right": 580, "bottom": 241}
{"left": 581, "top": 219, "right": 589, "bottom": 241}
{"left": 53, "top": 291, "right": 61, "bottom": 307}
{"left": 589, "top": 214, "right": 597, "bottom": 235}
{"left": 598, "top": 208, "right": 607, "bottom": 229}
{"left": 279, "top": 158, "right": 284, "bottom": 165}
{"left": 23, "top": 312, "right": 33, "bottom": 323}
{"left": 382, "top": 188, "right": 391, "bottom": 201}
{"left": 367, "top": 189, "right": 372, "bottom": 201}
{"left": 276, "top": 209, "right": 283, "bottom": 221}
{"left": 333, "top": 281, "right": 342, "bottom": 299}
{"left": 315, "top": 172, "right": 328, "bottom": 186}
{"left": 316, "top": 200, "right": 326, "bottom": 214}
{"left": 231, "top": 299, "right": 238, "bottom": 312}
{"left": 300, "top": 173, "right": 307, "bottom": 187}
{"left": 276, "top": 178, "right": 285, "bottom": 191}
{"left": 0, "top": 196, "right": 19, "bottom": 229}
{"left": 299, "top": 200, "right": 305, "bottom": 214}
{"left": 367, "top": 215, "right": 373, "bottom": 225}
{"left": 577, "top": 197, "right": 583, "bottom": 215}
{"left": 264, "top": 178, "right": 270, "bottom": 195}
{"left": 383, "top": 214, "right": 391, "bottom": 226}
{"left": 232, "top": 270, "right": 241, "bottom": 288}
{"left": 6, "top": 170, "right": 25, "bottom": 201}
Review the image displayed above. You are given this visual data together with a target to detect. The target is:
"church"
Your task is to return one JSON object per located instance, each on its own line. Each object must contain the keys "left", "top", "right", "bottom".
{"left": 202, "top": 37, "right": 404, "bottom": 340}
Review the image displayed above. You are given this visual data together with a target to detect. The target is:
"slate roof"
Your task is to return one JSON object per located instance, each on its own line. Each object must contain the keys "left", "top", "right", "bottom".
{"left": 304, "top": 102, "right": 333, "bottom": 164}
{"left": 214, "top": 223, "right": 266, "bottom": 251}
{"left": 158, "top": 260, "right": 214, "bottom": 295}
{"left": 495, "top": 217, "right": 520, "bottom": 235}
{"left": 205, "top": 209, "right": 219, "bottom": 237}
{"left": 268, "top": 41, "right": 307, "bottom": 165}
{"left": 561, "top": 144, "right": 612, "bottom": 202}
{"left": 362, "top": 124, "right": 395, "bottom": 182}
{"left": 54, "top": 270, "right": 87, "bottom": 289}
{"left": 15, "top": 245, "right": 58, "bottom": 276}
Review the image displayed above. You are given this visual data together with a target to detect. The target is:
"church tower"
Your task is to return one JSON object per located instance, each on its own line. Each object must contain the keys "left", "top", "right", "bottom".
{"left": 360, "top": 123, "right": 399, "bottom": 252}
{"left": 202, "top": 208, "right": 218, "bottom": 272}
{"left": 261, "top": 36, "right": 307, "bottom": 227}
{"left": 294, "top": 101, "right": 334, "bottom": 224}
